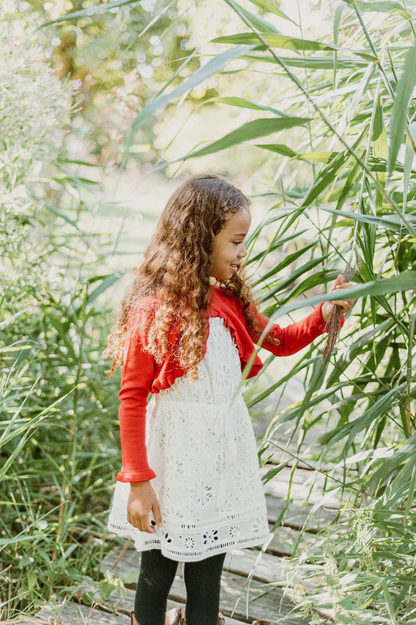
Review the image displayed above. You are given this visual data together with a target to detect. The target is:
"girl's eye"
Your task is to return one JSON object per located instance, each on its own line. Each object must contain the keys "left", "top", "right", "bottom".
{"left": 233, "top": 241, "right": 241, "bottom": 245}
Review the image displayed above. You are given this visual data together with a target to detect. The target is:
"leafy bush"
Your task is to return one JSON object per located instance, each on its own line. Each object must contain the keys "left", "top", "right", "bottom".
{"left": 0, "top": 5, "right": 123, "bottom": 616}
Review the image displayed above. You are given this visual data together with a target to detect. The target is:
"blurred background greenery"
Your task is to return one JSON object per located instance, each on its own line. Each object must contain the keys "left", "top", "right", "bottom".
{"left": 1, "top": 0, "right": 416, "bottom": 622}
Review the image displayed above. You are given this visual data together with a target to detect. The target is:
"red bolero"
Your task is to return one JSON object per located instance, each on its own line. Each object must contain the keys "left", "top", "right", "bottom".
{"left": 115, "top": 284, "right": 344, "bottom": 483}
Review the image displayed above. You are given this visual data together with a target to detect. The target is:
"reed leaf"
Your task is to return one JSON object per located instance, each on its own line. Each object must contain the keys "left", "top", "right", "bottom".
{"left": 246, "top": 0, "right": 297, "bottom": 23}
{"left": 388, "top": 42, "right": 416, "bottom": 175}
{"left": 212, "top": 32, "right": 376, "bottom": 59}
{"left": 172, "top": 116, "right": 312, "bottom": 162}
{"left": 121, "top": 44, "right": 258, "bottom": 165}
{"left": 38, "top": 0, "right": 141, "bottom": 28}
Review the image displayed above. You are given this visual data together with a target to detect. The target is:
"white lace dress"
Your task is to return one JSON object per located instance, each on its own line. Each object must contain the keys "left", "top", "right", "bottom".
{"left": 107, "top": 316, "right": 272, "bottom": 562}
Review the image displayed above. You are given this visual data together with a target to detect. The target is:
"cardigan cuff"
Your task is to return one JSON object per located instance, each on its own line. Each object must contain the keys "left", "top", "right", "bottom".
{"left": 116, "top": 467, "right": 157, "bottom": 483}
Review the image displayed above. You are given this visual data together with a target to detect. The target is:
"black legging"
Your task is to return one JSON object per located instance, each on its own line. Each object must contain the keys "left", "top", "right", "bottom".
{"left": 134, "top": 548, "right": 226, "bottom": 625}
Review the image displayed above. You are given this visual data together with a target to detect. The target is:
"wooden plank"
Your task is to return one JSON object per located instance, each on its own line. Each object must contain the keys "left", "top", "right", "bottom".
{"left": 67, "top": 597, "right": 245, "bottom": 625}
{"left": 266, "top": 447, "right": 334, "bottom": 472}
{"left": 265, "top": 524, "right": 320, "bottom": 557}
{"left": 18, "top": 601, "right": 130, "bottom": 625}
{"left": 260, "top": 465, "right": 340, "bottom": 508}
{"left": 22, "top": 600, "right": 241, "bottom": 625}
{"left": 262, "top": 438, "right": 332, "bottom": 471}
{"left": 266, "top": 494, "right": 338, "bottom": 532}
{"left": 74, "top": 573, "right": 310, "bottom": 624}
{"left": 100, "top": 545, "right": 318, "bottom": 592}
{"left": 224, "top": 549, "right": 318, "bottom": 592}
{"left": 255, "top": 412, "right": 339, "bottom": 471}
{"left": 252, "top": 393, "right": 339, "bottom": 443}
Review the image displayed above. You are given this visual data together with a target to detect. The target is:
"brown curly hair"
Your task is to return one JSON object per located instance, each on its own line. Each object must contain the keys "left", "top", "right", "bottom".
{"left": 103, "top": 173, "right": 279, "bottom": 382}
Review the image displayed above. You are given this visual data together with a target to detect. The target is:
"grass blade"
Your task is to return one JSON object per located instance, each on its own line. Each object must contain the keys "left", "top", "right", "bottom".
{"left": 38, "top": 0, "right": 140, "bottom": 28}
{"left": 246, "top": 0, "right": 298, "bottom": 24}
{"left": 121, "top": 44, "right": 258, "bottom": 166}
{"left": 168, "top": 116, "right": 311, "bottom": 162}
{"left": 388, "top": 42, "right": 416, "bottom": 175}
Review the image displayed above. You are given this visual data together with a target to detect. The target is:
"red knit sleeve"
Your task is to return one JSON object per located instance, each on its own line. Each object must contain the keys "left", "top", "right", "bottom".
{"left": 116, "top": 301, "right": 158, "bottom": 483}
{"left": 247, "top": 301, "right": 345, "bottom": 357}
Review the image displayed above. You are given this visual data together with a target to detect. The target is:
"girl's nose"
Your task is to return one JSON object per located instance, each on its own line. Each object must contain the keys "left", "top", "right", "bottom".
{"left": 239, "top": 246, "right": 248, "bottom": 259}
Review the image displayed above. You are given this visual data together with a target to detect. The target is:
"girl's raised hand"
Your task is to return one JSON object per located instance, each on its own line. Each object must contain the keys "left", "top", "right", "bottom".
{"left": 127, "top": 481, "right": 163, "bottom": 533}
{"left": 321, "top": 274, "right": 355, "bottom": 324}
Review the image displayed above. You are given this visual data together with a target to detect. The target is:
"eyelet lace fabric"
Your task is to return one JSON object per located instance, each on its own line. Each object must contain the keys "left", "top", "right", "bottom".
{"left": 107, "top": 316, "right": 271, "bottom": 562}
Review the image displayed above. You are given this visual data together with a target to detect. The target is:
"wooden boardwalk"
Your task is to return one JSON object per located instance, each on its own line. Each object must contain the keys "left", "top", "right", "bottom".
{"left": 25, "top": 442, "right": 337, "bottom": 625}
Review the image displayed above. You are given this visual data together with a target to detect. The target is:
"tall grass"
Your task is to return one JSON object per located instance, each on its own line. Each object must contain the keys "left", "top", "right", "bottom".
{"left": 0, "top": 7, "right": 126, "bottom": 616}
{"left": 119, "top": 1, "right": 416, "bottom": 620}
{"left": 3, "top": 1, "right": 416, "bottom": 621}
{"left": 1, "top": 0, "right": 202, "bottom": 616}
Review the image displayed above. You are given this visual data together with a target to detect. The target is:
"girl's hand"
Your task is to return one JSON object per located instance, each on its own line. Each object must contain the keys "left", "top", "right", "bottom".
{"left": 127, "top": 481, "right": 163, "bottom": 533}
{"left": 321, "top": 274, "right": 355, "bottom": 324}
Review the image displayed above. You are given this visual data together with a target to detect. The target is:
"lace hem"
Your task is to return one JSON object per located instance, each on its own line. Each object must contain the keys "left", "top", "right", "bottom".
{"left": 107, "top": 502, "right": 272, "bottom": 563}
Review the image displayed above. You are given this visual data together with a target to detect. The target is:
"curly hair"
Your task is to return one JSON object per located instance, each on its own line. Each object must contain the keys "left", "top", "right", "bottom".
{"left": 103, "top": 173, "right": 279, "bottom": 382}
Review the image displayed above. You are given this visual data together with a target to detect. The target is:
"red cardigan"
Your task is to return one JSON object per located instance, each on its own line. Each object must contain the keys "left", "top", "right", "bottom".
{"left": 116, "top": 285, "right": 344, "bottom": 483}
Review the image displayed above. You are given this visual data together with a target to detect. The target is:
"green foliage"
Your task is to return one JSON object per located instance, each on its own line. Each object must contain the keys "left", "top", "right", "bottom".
{"left": 30, "top": 0, "right": 203, "bottom": 167}
{"left": 3, "top": 0, "right": 416, "bottom": 621}
{"left": 290, "top": 507, "right": 416, "bottom": 623}
{"left": 128, "top": 1, "right": 416, "bottom": 621}
{"left": 0, "top": 6, "right": 124, "bottom": 616}
{"left": 388, "top": 42, "right": 416, "bottom": 175}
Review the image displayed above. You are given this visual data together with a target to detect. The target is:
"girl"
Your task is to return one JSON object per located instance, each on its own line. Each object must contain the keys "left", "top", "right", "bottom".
{"left": 104, "top": 173, "right": 354, "bottom": 625}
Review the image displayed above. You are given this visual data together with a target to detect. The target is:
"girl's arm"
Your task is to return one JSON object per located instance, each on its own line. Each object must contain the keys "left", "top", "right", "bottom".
{"left": 246, "top": 301, "right": 345, "bottom": 357}
{"left": 116, "top": 312, "right": 157, "bottom": 483}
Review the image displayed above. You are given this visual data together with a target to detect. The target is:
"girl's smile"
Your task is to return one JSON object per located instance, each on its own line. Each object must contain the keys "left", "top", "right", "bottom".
{"left": 211, "top": 207, "right": 251, "bottom": 281}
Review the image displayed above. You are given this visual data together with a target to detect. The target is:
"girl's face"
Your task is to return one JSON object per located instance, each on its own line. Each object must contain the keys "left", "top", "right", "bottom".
{"left": 211, "top": 207, "right": 251, "bottom": 281}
